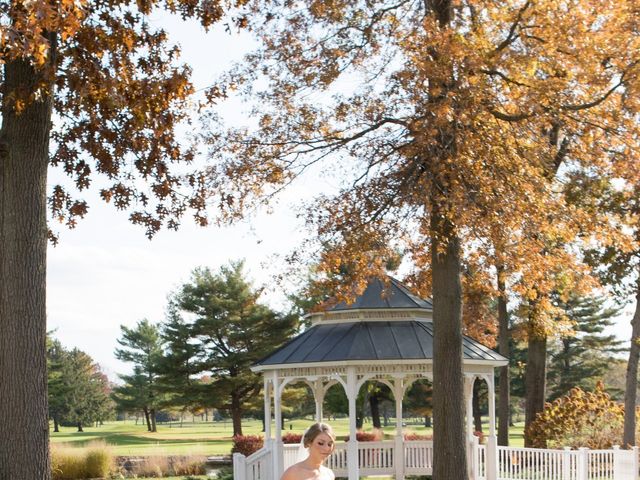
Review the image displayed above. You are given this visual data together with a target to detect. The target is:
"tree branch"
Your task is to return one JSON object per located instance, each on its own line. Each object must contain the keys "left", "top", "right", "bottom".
{"left": 494, "top": 0, "right": 532, "bottom": 53}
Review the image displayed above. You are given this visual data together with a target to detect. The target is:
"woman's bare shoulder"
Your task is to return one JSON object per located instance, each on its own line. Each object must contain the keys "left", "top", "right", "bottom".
{"left": 280, "top": 463, "right": 306, "bottom": 480}
{"left": 280, "top": 463, "right": 334, "bottom": 480}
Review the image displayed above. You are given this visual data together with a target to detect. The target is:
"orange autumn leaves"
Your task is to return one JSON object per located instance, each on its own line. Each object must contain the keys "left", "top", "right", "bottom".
{"left": 203, "top": 0, "right": 640, "bottom": 344}
{"left": 0, "top": 0, "right": 246, "bottom": 238}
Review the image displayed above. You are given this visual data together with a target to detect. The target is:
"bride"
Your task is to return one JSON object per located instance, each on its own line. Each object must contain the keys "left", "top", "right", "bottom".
{"left": 281, "top": 423, "right": 336, "bottom": 480}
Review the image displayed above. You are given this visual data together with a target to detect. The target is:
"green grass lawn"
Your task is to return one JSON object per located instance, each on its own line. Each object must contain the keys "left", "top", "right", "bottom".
{"left": 50, "top": 417, "right": 525, "bottom": 456}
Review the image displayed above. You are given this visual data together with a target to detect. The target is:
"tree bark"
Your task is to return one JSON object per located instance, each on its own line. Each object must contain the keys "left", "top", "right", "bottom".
{"left": 77, "top": 423, "right": 83, "bottom": 433}
{"left": 150, "top": 408, "right": 157, "bottom": 433}
{"left": 473, "top": 380, "right": 483, "bottom": 433}
{"left": 496, "top": 263, "right": 510, "bottom": 446}
{"left": 432, "top": 212, "right": 467, "bottom": 480}
{"left": 143, "top": 407, "right": 152, "bottom": 432}
{"left": 623, "top": 274, "right": 640, "bottom": 447}
{"left": 53, "top": 416, "right": 60, "bottom": 433}
{"left": 524, "top": 335, "right": 547, "bottom": 447}
{"left": 231, "top": 394, "right": 243, "bottom": 436}
{"left": 369, "top": 393, "right": 381, "bottom": 429}
{"left": 0, "top": 53, "right": 54, "bottom": 479}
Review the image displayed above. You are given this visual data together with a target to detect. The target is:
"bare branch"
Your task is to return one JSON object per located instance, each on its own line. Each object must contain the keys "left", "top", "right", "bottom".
{"left": 494, "top": 0, "right": 531, "bottom": 53}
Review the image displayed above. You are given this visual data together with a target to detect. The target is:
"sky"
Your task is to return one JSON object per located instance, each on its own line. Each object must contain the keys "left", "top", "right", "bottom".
{"left": 45, "top": 13, "right": 318, "bottom": 378}
{"left": 45, "top": 10, "right": 637, "bottom": 381}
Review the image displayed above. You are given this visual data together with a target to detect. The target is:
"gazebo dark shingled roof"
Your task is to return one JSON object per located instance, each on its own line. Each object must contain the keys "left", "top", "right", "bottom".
{"left": 253, "top": 276, "right": 507, "bottom": 369}
{"left": 327, "top": 276, "right": 433, "bottom": 311}
{"left": 254, "top": 321, "right": 506, "bottom": 367}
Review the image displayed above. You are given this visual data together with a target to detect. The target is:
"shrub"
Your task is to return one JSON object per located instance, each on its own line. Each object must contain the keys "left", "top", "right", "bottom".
{"left": 404, "top": 433, "right": 433, "bottom": 441}
{"left": 282, "top": 432, "right": 303, "bottom": 444}
{"left": 232, "top": 434, "right": 264, "bottom": 456}
{"left": 51, "top": 441, "right": 113, "bottom": 480}
{"left": 216, "top": 465, "right": 235, "bottom": 480}
{"left": 526, "top": 382, "right": 634, "bottom": 449}
{"left": 344, "top": 429, "right": 383, "bottom": 442}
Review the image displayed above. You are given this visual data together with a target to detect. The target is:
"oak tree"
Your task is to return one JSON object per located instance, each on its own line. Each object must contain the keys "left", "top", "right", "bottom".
{"left": 205, "top": 1, "right": 640, "bottom": 475}
{"left": 0, "top": 1, "right": 239, "bottom": 477}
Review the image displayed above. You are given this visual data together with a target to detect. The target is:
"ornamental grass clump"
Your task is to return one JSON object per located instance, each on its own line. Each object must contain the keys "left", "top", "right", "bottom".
{"left": 51, "top": 441, "right": 113, "bottom": 480}
{"left": 170, "top": 455, "right": 207, "bottom": 476}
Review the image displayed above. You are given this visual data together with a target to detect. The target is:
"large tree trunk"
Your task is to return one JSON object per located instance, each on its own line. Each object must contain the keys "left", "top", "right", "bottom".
{"left": 432, "top": 213, "right": 467, "bottom": 480}
{"left": 0, "top": 53, "right": 54, "bottom": 479}
{"left": 77, "top": 422, "right": 84, "bottom": 433}
{"left": 496, "top": 263, "right": 510, "bottom": 446}
{"left": 231, "top": 394, "right": 243, "bottom": 436}
{"left": 623, "top": 275, "right": 640, "bottom": 447}
{"left": 428, "top": 0, "right": 466, "bottom": 476}
{"left": 524, "top": 335, "right": 547, "bottom": 447}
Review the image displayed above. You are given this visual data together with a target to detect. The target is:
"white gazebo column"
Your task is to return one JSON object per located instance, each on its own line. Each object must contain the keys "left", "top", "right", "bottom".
{"left": 464, "top": 375, "right": 475, "bottom": 439}
{"left": 483, "top": 373, "right": 498, "bottom": 480}
{"left": 313, "top": 379, "right": 324, "bottom": 422}
{"left": 346, "top": 367, "right": 359, "bottom": 480}
{"left": 392, "top": 376, "right": 405, "bottom": 480}
{"left": 263, "top": 376, "right": 272, "bottom": 454}
{"left": 273, "top": 370, "right": 283, "bottom": 479}
{"left": 464, "top": 375, "right": 478, "bottom": 480}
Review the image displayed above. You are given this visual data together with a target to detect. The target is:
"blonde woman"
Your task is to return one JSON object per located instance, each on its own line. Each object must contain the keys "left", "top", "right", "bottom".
{"left": 281, "top": 423, "right": 336, "bottom": 480}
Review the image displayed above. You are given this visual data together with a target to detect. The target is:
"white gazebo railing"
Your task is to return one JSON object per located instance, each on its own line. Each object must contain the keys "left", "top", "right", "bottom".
{"left": 404, "top": 440, "right": 434, "bottom": 475}
{"left": 233, "top": 445, "right": 273, "bottom": 480}
{"left": 357, "top": 440, "right": 395, "bottom": 476}
{"left": 235, "top": 441, "right": 640, "bottom": 480}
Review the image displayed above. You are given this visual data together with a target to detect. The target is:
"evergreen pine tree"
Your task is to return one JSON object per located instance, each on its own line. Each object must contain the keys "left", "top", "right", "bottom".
{"left": 172, "top": 261, "right": 298, "bottom": 435}
{"left": 113, "top": 319, "right": 164, "bottom": 432}
{"left": 548, "top": 293, "right": 624, "bottom": 400}
{"left": 156, "top": 307, "right": 203, "bottom": 412}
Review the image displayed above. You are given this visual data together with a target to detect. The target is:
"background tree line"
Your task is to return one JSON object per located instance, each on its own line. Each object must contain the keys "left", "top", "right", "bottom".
{"left": 47, "top": 337, "right": 115, "bottom": 433}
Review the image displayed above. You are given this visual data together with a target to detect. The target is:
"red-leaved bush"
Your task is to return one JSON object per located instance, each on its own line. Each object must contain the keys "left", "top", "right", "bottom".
{"left": 282, "top": 432, "right": 303, "bottom": 444}
{"left": 344, "top": 430, "right": 383, "bottom": 442}
{"left": 404, "top": 433, "right": 433, "bottom": 441}
{"left": 231, "top": 435, "right": 264, "bottom": 456}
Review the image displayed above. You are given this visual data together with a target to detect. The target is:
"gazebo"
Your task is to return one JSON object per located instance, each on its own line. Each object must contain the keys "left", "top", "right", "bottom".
{"left": 248, "top": 276, "right": 507, "bottom": 480}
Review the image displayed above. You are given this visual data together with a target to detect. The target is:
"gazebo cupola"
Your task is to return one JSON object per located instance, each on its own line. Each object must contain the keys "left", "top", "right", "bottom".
{"left": 252, "top": 276, "right": 507, "bottom": 480}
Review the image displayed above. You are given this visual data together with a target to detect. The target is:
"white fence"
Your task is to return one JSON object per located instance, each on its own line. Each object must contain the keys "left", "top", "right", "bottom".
{"left": 477, "top": 445, "right": 639, "bottom": 480}
{"left": 235, "top": 441, "right": 640, "bottom": 480}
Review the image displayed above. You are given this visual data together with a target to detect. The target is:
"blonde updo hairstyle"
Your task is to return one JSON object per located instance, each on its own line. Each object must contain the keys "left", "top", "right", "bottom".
{"left": 303, "top": 422, "right": 335, "bottom": 449}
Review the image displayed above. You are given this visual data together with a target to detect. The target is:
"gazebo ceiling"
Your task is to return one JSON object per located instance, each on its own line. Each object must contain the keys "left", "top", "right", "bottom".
{"left": 253, "top": 321, "right": 507, "bottom": 370}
